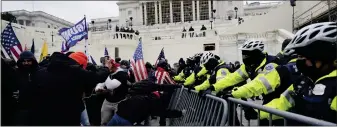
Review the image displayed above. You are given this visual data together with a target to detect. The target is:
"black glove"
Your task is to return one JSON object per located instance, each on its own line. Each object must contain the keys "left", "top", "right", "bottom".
{"left": 198, "top": 89, "right": 212, "bottom": 98}
{"left": 86, "top": 63, "right": 97, "bottom": 72}
{"left": 187, "top": 85, "right": 194, "bottom": 93}
{"left": 217, "top": 90, "right": 233, "bottom": 99}
{"left": 243, "top": 107, "right": 258, "bottom": 120}
{"left": 209, "top": 85, "right": 215, "bottom": 91}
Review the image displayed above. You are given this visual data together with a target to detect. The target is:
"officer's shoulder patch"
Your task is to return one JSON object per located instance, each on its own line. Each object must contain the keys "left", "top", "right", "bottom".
{"left": 221, "top": 69, "right": 227, "bottom": 75}
{"left": 265, "top": 63, "right": 275, "bottom": 71}
{"left": 312, "top": 84, "right": 326, "bottom": 95}
{"left": 262, "top": 63, "right": 275, "bottom": 74}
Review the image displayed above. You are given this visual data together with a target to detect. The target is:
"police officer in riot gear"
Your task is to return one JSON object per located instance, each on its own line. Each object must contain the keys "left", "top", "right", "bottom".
{"left": 275, "top": 38, "right": 292, "bottom": 65}
{"left": 260, "top": 22, "right": 337, "bottom": 125}
{"left": 174, "top": 57, "right": 195, "bottom": 83}
{"left": 194, "top": 52, "right": 231, "bottom": 96}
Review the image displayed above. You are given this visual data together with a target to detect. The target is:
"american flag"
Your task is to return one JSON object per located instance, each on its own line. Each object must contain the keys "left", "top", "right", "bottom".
{"left": 131, "top": 40, "right": 148, "bottom": 82}
{"left": 1, "top": 23, "right": 22, "bottom": 61}
{"left": 155, "top": 67, "right": 176, "bottom": 85}
{"left": 154, "top": 47, "right": 165, "bottom": 66}
{"left": 104, "top": 46, "right": 109, "bottom": 56}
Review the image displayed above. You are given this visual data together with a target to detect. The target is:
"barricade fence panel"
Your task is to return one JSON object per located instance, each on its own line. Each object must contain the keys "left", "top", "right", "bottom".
{"left": 167, "top": 87, "right": 336, "bottom": 126}
{"left": 227, "top": 97, "right": 337, "bottom": 126}
{"left": 168, "top": 88, "right": 228, "bottom": 126}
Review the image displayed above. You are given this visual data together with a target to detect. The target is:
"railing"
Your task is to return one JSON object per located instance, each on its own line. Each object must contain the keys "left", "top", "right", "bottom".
{"left": 227, "top": 97, "right": 337, "bottom": 126}
{"left": 294, "top": 1, "right": 337, "bottom": 28}
{"left": 91, "top": 31, "right": 139, "bottom": 41}
{"left": 168, "top": 87, "right": 228, "bottom": 126}
{"left": 146, "top": 30, "right": 217, "bottom": 41}
{"left": 168, "top": 88, "right": 336, "bottom": 126}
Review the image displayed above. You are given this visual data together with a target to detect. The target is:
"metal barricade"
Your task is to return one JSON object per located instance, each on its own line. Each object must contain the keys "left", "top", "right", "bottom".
{"left": 168, "top": 88, "right": 228, "bottom": 126}
{"left": 227, "top": 97, "right": 337, "bottom": 126}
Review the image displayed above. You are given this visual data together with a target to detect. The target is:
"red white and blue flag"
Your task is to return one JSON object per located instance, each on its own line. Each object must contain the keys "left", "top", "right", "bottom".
{"left": 130, "top": 40, "right": 148, "bottom": 82}
{"left": 1, "top": 23, "right": 22, "bottom": 61}
{"left": 155, "top": 67, "right": 176, "bottom": 85}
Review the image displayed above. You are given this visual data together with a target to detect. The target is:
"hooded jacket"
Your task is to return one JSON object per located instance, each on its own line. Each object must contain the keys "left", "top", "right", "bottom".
{"left": 1, "top": 58, "right": 19, "bottom": 126}
{"left": 177, "top": 58, "right": 185, "bottom": 74}
{"left": 29, "top": 52, "right": 110, "bottom": 126}
{"left": 16, "top": 51, "right": 39, "bottom": 110}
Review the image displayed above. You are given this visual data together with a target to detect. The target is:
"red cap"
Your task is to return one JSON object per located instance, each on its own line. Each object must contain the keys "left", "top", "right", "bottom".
{"left": 69, "top": 52, "right": 88, "bottom": 69}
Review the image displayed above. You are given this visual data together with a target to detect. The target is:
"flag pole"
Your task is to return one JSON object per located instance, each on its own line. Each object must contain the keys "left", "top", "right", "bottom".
{"left": 84, "top": 15, "right": 89, "bottom": 62}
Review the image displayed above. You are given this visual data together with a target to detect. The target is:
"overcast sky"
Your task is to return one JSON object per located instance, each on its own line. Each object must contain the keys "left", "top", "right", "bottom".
{"left": 2, "top": 1, "right": 119, "bottom": 23}
{"left": 2, "top": 1, "right": 276, "bottom": 23}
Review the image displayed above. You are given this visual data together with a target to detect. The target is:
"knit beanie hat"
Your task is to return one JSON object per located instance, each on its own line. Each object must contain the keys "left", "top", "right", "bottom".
{"left": 69, "top": 52, "right": 88, "bottom": 69}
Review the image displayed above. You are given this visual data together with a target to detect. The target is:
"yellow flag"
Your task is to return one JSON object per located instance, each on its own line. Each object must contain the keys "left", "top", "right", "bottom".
{"left": 39, "top": 41, "right": 48, "bottom": 62}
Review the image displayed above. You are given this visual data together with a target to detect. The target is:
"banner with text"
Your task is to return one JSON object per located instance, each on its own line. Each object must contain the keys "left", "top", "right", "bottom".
{"left": 59, "top": 17, "right": 88, "bottom": 50}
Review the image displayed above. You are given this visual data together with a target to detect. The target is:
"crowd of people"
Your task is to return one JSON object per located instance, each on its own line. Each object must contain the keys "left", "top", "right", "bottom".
{"left": 114, "top": 25, "right": 140, "bottom": 40}
{"left": 1, "top": 22, "right": 336, "bottom": 126}
{"left": 182, "top": 25, "right": 207, "bottom": 38}
{"left": 2, "top": 51, "right": 183, "bottom": 126}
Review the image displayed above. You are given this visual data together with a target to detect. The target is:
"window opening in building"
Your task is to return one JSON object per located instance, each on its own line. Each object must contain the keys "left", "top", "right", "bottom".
{"left": 48, "top": 25, "right": 50, "bottom": 28}
{"left": 161, "top": 0, "right": 170, "bottom": 24}
{"left": 26, "top": 20, "right": 31, "bottom": 26}
{"left": 18, "top": 20, "right": 24, "bottom": 25}
{"left": 211, "top": 0, "right": 214, "bottom": 13}
{"left": 183, "top": 1, "right": 193, "bottom": 22}
{"left": 195, "top": 0, "right": 198, "bottom": 20}
{"left": 204, "top": 43, "right": 215, "bottom": 51}
{"left": 142, "top": 3, "right": 145, "bottom": 25}
{"left": 128, "top": 10, "right": 132, "bottom": 16}
{"left": 146, "top": 2, "right": 155, "bottom": 25}
{"left": 115, "top": 47, "right": 119, "bottom": 58}
{"left": 172, "top": 1, "right": 181, "bottom": 23}
{"left": 157, "top": 2, "right": 160, "bottom": 23}
{"left": 199, "top": 0, "right": 209, "bottom": 20}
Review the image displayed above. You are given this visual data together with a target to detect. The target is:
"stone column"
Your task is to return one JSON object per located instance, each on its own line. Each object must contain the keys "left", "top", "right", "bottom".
{"left": 155, "top": 2, "right": 158, "bottom": 24}
{"left": 196, "top": 1, "right": 200, "bottom": 20}
{"left": 181, "top": 1, "right": 184, "bottom": 22}
{"left": 170, "top": 0, "right": 173, "bottom": 23}
{"left": 159, "top": 1, "right": 162, "bottom": 24}
{"left": 208, "top": 0, "right": 212, "bottom": 20}
{"left": 192, "top": 1, "right": 195, "bottom": 21}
